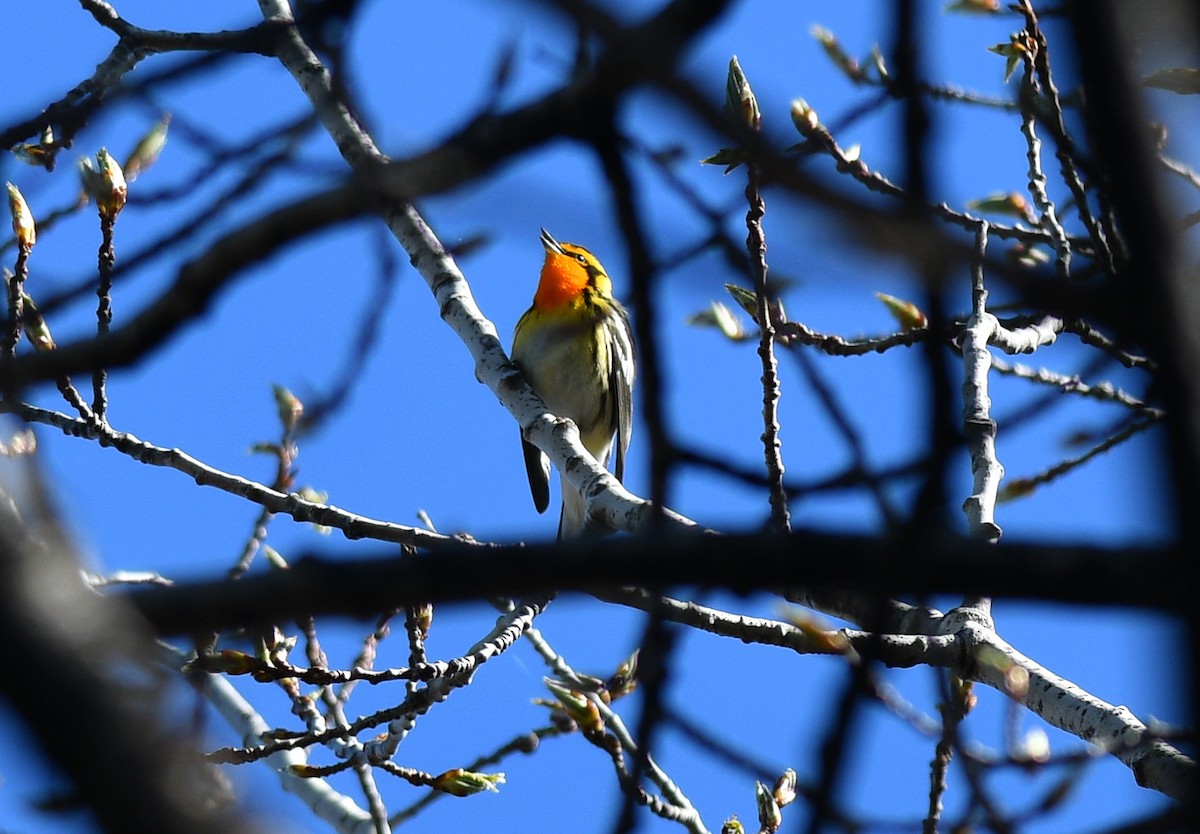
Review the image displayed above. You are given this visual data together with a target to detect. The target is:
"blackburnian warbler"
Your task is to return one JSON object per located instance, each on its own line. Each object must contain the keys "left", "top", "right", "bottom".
{"left": 512, "top": 229, "right": 636, "bottom": 538}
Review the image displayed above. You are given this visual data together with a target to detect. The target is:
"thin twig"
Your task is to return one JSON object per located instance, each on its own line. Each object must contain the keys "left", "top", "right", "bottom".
{"left": 1016, "top": 32, "right": 1071, "bottom": 278}
{"left": 1018, "top": 0, "right": 1115, "bottom": 279}
{"left": 8, "top": 401, "right": 455, "bottom": 550}
{"left": 93, "top": 216, "right": 116, "bottom": 420}
{"left": 1001, "top": 412, "right": 1162, "bottom": 501}
{"left": 746, "top": 162, "right": 790, "bottom": 532}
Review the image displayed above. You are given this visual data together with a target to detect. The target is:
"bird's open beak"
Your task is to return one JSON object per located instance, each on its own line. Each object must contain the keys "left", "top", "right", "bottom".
{"left": 540, "top": 228, "right": 567, "bottom": 256}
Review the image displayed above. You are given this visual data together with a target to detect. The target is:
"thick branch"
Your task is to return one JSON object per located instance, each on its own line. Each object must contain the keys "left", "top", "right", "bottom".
{"left": 123, "top": 531, "right": 1185, "bottom": 635}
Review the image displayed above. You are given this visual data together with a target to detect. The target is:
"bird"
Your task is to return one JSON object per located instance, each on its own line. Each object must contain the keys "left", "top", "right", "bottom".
{"left": 511, "top": 228, "right": 636, "bottom": 538}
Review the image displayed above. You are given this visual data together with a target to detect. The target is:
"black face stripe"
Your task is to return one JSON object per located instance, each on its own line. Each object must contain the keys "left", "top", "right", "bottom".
{"left": 582, "top": 284, "right": 607, "bottom": 306}
{"left": 584, "top": 263, "right": 606, "bottom": 289}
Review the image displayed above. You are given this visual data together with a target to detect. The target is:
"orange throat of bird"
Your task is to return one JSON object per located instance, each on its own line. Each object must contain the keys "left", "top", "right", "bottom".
{"left": 533, "top": 252, "right": 588, "bottom": 310}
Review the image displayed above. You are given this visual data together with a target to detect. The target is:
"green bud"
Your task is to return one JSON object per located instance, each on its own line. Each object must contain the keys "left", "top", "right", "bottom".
{"left": 272, "top": 384, "right": 304, "bottom": 429}
{"left": 188, "top": 649, "right": 259, "bottom": 676}
{"left": 725, "top": 55, "right": 761, "bottom": 131}
{"left": 78, "top": 148, "right": 128, "bottom": 222}
{"left": 967, "top": 192, "right": 1034, "bottom": 223}
{"left": 988, "top": 35, "right": 1030, "bottom": 84}
{"left": 688, "top": 301, "right": 747, "bottom": 342}
{"left": 544, "top": 678, "right": 604, "bottom": 733}
{"left": 11, "top": 144, "right": 52, "bottom": 168}
{"left": 605, "top": 649, "right": 640, "bottom": 700}
{"left": 6, "top": 182, "right": 36, "bottom": 248}
{"left": 810, "top": 25, "right": 862, "bottom": 80}
{"left": 123, "top": 113, "right": 171, "bottom": 182}
{"left": 724, "top": 283, "right": 758, "bottom": 319}
{"left": 772, "top": 768, "right": 798, "bottom": 807}
{"left": 790, "top": 99, "right": 819, "bottom": 137}
{"left": 945, "top": 0, "right": 1000, "bottom": 13}
{"left": 262, "top": 544, "right": 290, "bottom": 569}
{"left": 700, "top": 147, "right": 750, "bottom": 174}
{"left": 22, "top": 296, "right": 55, "bottom": 350}
{"left": 3, "top": 269, "right": 54, "bottom": 350}
{"left": 875, "top": 292, "right": 927, "bottom": 331}
{"left": 721, "top": 816, "right": 745, "bottom": 834}
{"left": 432, "top": 769, "right": 506, "bottom": 796}
{"left": 756, "top": 780, "right": 782, "bottom": 833}
{"left": 411, "top": 602, "right": 434, "bottom": 640}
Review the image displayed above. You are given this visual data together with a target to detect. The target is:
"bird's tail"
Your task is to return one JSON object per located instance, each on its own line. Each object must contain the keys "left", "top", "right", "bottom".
{"left": 557, "top": 477, "right": 588, "bottom": 540}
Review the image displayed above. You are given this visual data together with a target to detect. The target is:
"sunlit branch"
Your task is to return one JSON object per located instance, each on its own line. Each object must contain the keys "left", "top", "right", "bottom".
{"left": 9, "top": 402, "right": 455, "bottom": 550}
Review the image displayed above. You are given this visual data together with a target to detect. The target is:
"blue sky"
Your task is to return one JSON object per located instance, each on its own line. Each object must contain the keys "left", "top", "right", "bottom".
{"left": 2, "top": 1, "right": 1192, "bottom": 833}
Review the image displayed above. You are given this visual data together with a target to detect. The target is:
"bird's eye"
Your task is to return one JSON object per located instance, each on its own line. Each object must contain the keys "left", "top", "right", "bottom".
{"left": 576, "top": 253, "right": 588, "bottom": 264}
